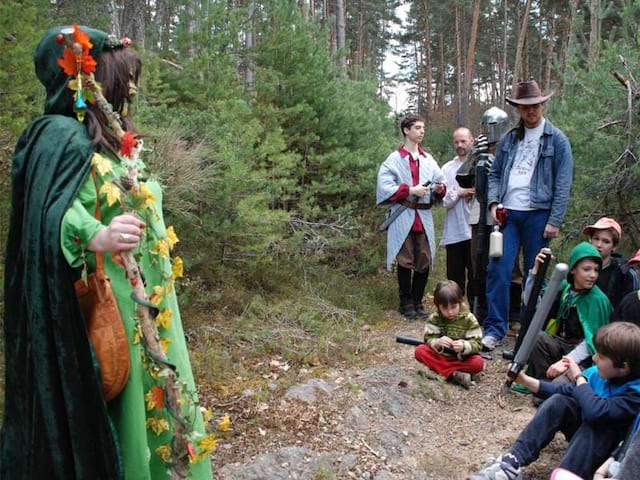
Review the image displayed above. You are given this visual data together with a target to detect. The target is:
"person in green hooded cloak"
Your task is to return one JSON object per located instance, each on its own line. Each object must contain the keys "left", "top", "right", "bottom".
{"left": 1, "top": 25, "right": 214, "bottom": 479}
{"left": 523, "top": 241, "right": 613, "bottom": 381}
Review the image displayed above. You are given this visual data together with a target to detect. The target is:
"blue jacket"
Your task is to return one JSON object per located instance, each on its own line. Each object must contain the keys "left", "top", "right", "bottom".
{"left": 538, "top": 366, "right": 640, "bottom": 426}
{"left": 488, "top": 119, "right": 573, "bottom": 227}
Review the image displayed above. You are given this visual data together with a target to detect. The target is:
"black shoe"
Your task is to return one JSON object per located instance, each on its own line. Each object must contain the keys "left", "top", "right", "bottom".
{"left": 502, "top": 349, "right": 515, "bottom": 361}
{"left": 399, "top": 303, "right": 416, "bottom": 320}
{"left": 414, "top": 303, "right": 428, "bottom": 319}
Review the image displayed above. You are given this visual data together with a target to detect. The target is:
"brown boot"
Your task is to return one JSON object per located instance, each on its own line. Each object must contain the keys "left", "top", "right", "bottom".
{"left": 450, "top": 371, "right": 471, "bottom": 389}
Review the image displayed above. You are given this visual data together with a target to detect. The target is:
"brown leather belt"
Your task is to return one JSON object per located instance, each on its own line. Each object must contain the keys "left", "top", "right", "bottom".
{"left": 400, "top": 200, "right": 432, "bottom": 210}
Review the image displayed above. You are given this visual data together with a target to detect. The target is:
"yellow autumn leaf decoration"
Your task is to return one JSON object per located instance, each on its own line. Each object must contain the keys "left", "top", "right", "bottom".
{"left": 91, "top": 153, "right": 113, "bottom": 176}
{"left": 145, "top": 386, "right": 164, "bottom": 411}
{"left": 166, "top": 226, "right": 179, "bottom": 250}
{"left": 201, "top": 407, "right": 213, "bottom": 423}
{"left": 146, "top": 417, "right": 170, "bottom": 436}
{"left": 132, "top": 324, "right": 143, "bottom": 345}
{"left": 197, "top": 435, "right": 218, "bottom": 454}
{"left": 99, "top": 181, "right": 122, "bottom": 206}
{"left": 218, "top": 415, "right": 231, "bottom": 432}
{"left": 151, "top": 239, "right": 170, "bottom": 258}
{"left": 149, "top": 285, "right": 165, "bottom": 305}
{"left": 172, "top": 256, "right": 184, "bottom": 280}
{"left": 138, "top": 183, "right": 156, "bottom": 208}
{"left": 160, "top": 337, "right": 172, "bottom": 353}
{"left": 155, "top": 444, "right": 172, "bottom": 462}
{"left": 155, "top": 308, "right": 172, "bottom": 329}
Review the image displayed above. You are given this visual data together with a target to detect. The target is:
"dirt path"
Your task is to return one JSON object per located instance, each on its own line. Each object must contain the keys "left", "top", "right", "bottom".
{"left": 210, "top": 314, "right": 565, "bottom": 479}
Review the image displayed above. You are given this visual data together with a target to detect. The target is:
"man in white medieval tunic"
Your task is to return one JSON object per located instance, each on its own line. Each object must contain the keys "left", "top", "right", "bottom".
{"left": 376, "top": 115, "right": 446, "bottom": 319}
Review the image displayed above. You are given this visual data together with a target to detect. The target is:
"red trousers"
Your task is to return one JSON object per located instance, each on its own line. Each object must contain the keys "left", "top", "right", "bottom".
{"left": 415, "top": 344, "right": 484, "bottom": 379}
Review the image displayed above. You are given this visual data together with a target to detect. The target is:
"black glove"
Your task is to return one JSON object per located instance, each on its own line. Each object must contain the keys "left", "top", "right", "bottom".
{"left": 473, "top": 134, "right": 489, "bottom": 154}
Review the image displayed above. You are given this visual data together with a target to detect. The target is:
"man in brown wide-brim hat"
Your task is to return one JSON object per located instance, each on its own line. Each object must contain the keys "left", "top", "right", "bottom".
{"left": 480, "top": 79, "right": 574, "bottom": 354}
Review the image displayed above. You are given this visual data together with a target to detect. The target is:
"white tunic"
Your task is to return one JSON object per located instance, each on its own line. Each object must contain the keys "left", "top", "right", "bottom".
{"left": 376, "top": 148, "right": 446, "bottom": 271}
{"left": 440, "top": 157, "right": 472, "bottom": 246}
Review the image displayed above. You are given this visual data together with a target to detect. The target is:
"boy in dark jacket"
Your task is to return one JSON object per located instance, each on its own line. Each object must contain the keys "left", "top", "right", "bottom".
{"left": 470, "top": 322, "right": 640, "bottom": 480}
{"left": 583, "top": 217, "right": 637, "bottom": 309}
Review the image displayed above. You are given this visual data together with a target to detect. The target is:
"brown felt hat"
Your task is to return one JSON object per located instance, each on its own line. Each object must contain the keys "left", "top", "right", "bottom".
{"left": 506, "top": 80, "right": 553, "bottom": 106}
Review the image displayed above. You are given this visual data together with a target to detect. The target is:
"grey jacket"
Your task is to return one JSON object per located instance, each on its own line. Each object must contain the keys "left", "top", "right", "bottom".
{"left": 376, "top": 149, "right": 445, "bottom": 270}
{"left": 487, "top": 119, "right": 573, "bottom": 227}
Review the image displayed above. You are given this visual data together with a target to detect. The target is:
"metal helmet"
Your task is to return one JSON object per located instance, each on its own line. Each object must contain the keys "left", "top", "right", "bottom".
{"left": 481, "top": 107, "right": 509, "bottom": 145}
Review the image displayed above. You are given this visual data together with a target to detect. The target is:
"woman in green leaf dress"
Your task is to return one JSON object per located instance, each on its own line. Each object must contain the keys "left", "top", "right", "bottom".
{"left": 1, "top": 26, "right": 214, "bottom": 479}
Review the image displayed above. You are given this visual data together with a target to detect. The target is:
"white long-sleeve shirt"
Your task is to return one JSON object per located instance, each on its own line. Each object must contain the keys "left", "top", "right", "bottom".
{"left": 440, "top": 157, "right": 472, "bottom": 246}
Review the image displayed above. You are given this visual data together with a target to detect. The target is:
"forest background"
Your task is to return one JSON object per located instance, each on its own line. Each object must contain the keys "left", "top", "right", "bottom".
{"left": 1, "top": 0, "right": 640, "bottom": 413}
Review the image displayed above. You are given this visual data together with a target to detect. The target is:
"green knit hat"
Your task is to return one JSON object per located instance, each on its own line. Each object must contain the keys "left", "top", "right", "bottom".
{"left": 34, "top": 26, "right": 108, "bottom": 116}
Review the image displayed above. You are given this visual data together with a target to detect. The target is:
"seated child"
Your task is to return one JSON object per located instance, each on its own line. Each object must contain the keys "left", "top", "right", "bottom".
{"left": 414, "top": 280, "right": 484, "bottom": 389}
{"left": 470, "top": 322, "right": 640, "bottom": 480}
{"left": 612, "top": 249, "right": 640, "bottom": 326}
{"left": 583, "top": 217, "right": 637, "bottom": 309}
{"left": 524, "top": 242, "right": 612, "bottom": 380}
{"left": 592, "top": 413, "right": 640, "bottom": 479}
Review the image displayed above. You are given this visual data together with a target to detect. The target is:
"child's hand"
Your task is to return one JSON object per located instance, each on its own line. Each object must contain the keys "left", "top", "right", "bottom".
{"left": 546, "top": 359, "right": 568, "bottom": 379}
{"left": 437, "top": 336, "right": 453, "bottom": 349}
{"left": 451, "top": 340, "right": 465, "bottom": 353}
{"left": 512, "top": 366, "right": 540, "bottom": 394}
{"left": 531, "top": 249, "right": 553, "bottom": 275}
{"left": 514, "top": 370, "right": 529, "bottom": 385}
{"left": 561, "top": 356, "right": 582, "bottom": 380}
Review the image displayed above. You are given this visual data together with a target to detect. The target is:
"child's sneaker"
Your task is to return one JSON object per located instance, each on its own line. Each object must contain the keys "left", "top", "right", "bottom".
{"left": 451, "top": 371, "right": 472, "bottom": 389}
{"left": 469, "top": 454, "right": 522, "bottom": 480}
{"left": 481, "top": 335, "right": 501, "bottom": 351}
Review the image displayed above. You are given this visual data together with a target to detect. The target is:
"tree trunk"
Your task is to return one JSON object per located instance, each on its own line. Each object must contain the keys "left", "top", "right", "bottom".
{"left": 558, "top": 0, "right": 579, "bottom": 96}
{"left": 501, "top": 0, "right": 508, "bottom": 106}
{"left": 422, "top": 0, "right": 433, "bottom": 123}
{"left": 415, "top": 44, "right": 423, "bottom": 116}
{"left": 108, "top": 0, "right": 121, "bottom": 37}
{"left": 588, "top": 0, "right": 601, "bottom": 67}
{"left": 245, "top": 0, "right": 256, "bottom": 91}
{"left": 357, "top": 0, "right": 367, "bottom": 72}
{"left": 439, "top": 32, "right": 446, "bottom": 113}
{"left": 336, "top": 0, "right": 346, "bottom": 71}
{"left": 544, "top": 10, "right": 556, "bottom": 92}
{"left": 512, "top": 0, "right": 532, "bottom": 93}
{"left": 455, "top": 2, "right": 464, "bottom": 125}
{"left": 122, "top": 0, "right": 145, "bottom": 48}
{"left": 464, "top": 0, "right": 481, "bottom": 105}
{"left": 522, "top": 34, "right": 529, "bottom": 80}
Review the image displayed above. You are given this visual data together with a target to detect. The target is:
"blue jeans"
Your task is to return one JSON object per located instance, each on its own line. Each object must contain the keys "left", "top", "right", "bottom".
{"left": 510, "top": 394, "right": 625, "bottom": 479}
{"left": 484, "top": 209, "right": 549, "bottom": 340}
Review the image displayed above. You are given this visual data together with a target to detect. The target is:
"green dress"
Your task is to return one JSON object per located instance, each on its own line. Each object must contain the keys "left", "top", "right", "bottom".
{"left": 61, "top": 153, "right": 213, "bottom": 480}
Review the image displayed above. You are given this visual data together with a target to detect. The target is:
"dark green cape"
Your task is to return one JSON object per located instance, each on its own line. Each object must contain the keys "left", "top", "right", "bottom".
{"left": 1, "top": 26, "right": 122, "bottom": 479}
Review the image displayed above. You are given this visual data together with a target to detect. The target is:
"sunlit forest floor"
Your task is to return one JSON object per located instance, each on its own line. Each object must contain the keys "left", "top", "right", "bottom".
{"left": 190, "top": 304, "right": 563, "bottom": 479}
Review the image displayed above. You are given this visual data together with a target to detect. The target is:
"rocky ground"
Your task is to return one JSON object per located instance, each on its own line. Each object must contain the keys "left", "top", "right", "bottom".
{"left": 209, "top": 314, "right": 565, "bottom": 479}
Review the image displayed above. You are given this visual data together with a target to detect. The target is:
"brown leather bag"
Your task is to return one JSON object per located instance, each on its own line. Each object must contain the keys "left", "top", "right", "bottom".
{"left": 75, "top": 169, "right": 131, "bottom": 402}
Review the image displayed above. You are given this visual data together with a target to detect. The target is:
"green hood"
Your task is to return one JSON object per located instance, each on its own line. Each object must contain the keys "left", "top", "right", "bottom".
{"left": 35, "top": 26, "right": 108, "bottom": 117}
{"left": 567, "top": 241, "right": 602, "bottom": 286}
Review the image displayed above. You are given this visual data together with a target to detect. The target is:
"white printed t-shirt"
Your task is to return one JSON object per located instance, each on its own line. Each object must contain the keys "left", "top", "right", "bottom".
{"left": 502, "top": 119, "right": 545, "bottom": 211}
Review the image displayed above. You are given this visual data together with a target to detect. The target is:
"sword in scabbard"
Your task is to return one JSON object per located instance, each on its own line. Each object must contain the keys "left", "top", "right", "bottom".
{"left": 378, "top": 181, "right": 432, "bottom": 232}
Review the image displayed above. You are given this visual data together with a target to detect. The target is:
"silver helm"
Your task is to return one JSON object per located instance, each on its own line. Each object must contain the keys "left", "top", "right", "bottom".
{"left": 481, "top": 107, "right": 509, "bottom": 145}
